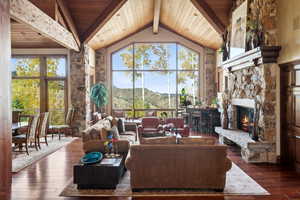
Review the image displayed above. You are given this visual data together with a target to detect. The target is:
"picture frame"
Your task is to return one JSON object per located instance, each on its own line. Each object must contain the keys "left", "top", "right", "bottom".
{"left": 230, "top": 0, "right": 248, "bottom": 58}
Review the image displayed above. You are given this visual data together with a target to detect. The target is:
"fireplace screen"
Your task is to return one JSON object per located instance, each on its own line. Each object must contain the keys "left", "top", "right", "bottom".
{"left": 237, "top": 106, "right": 254, "bottom": 132}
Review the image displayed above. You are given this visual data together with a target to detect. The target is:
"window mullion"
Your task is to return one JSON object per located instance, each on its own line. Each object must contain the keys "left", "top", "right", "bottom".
{"left": 40, "top": 56, "right": 47, "bottom": 113}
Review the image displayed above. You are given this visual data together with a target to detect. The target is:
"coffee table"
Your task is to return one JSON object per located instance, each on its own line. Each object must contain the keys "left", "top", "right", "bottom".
{"left": 74, "top": 155, "right": 125, "bottom": 189}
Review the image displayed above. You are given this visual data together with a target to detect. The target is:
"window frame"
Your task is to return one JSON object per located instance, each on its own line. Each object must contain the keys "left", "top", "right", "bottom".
{"left": 11, "top": 55, "right": 68, "bottom": 123}
{"left": 111, "top": 42, "right": 200, "bottom": 118}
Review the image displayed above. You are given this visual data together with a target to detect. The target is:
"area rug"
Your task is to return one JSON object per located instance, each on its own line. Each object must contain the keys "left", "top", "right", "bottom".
{"left": 60, "top": 163, "right": 269, "bottom": 197}
{"left": 12, "top": 137, "right": 76, "bottom": 173}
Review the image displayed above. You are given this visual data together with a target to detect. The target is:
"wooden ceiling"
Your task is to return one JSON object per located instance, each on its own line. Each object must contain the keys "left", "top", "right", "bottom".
{"left": 88, "top": 0, "right": 154, "bottom": 49}
{"left": 12, "top": 0, "right": 232, "bottom": 50}
{"left": 11, "top": 21, "right": 64, "bottom": 48}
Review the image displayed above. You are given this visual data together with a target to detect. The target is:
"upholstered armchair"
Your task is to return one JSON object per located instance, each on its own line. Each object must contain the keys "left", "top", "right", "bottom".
{"left": 138, "top": 117, "right": 164, "bottom": 138}
{"left": 164, "top": 117, "right": 189, "bottom": 137}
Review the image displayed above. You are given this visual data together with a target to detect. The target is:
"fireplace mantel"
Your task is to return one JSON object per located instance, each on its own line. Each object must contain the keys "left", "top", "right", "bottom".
{"left": 231, "top": 98, "right": 255, "bottom": 108}
{"left": 222, "top": 46, "right": 281, "bottom": 72}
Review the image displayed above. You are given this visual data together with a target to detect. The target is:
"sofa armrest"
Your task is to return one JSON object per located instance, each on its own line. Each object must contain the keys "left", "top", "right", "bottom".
{"left": 183, "top": 126, "right": 190, "bottom": 137}
{"left": 125, "top": 156, "right": 133, "bottom": 170}
{"left": 224, "top": 157, "right": 232, "bottom": 172}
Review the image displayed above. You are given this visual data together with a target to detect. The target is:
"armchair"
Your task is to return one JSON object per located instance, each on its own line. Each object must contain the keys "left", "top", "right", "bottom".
{"left": 138, "top": 117, "right": 164, "bottom": 138}
{"left": 164, "top": 117, "right": 189, "bottom": 137}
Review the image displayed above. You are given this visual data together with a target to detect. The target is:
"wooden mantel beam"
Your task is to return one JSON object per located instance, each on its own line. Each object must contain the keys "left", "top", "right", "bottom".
{"left": 81, "top": 0, "right": 127, "bottom": 44}
{"left": 10, "top": 0, "right": 79, "bottom": 51}
{"left": 153, "top": 0, "right": 161, "bottom": 34}
{"left": 56, "top": 0, "right": 81, "bottom": 48}
{"left": 191, "top": 0, "right": 225, "bottom": 34}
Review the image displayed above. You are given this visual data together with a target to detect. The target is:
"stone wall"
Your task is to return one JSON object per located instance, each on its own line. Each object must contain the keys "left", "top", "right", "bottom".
{"left": 217, "top": 0, "right": 279, "bottom": 163}
{"left": 233, "top": 0, "right": 278, "bottom": 46}
{"left": 95, "top": 48, "right": 109, "bottom": 113}
{"left": 228, "top": 63, "right": 277, "bottom": 143}
{"left": 70, "top": 45, "right": 94, "bottom": 131}
{"left": 204, "top": 48, "right": 217, "bottom": 104}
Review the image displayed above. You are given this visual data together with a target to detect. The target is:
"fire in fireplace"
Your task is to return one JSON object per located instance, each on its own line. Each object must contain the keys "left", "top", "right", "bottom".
{"left": 236, "top": 106, "right": 254, "bottom": 133}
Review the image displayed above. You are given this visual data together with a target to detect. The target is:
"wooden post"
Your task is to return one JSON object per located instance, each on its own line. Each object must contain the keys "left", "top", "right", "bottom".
{"left": 0, "top": 0, "right": 12, "bottom": 198}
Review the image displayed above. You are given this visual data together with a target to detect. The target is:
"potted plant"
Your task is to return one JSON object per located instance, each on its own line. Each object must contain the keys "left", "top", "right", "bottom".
{"left": 90, "top": 83, "right": 108, "bottom": 112}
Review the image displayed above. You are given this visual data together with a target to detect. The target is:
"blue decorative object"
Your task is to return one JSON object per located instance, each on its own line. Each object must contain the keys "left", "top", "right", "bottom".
{"left": 80, "top": 152, "right": 103, "bottom": 165}
{"left": 90, "top": 83, "right": 108, "bottom": 108}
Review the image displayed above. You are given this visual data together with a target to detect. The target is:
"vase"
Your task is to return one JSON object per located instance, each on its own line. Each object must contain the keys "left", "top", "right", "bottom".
{"left": 222, "top": 110, "right": 229, "bottom": 129}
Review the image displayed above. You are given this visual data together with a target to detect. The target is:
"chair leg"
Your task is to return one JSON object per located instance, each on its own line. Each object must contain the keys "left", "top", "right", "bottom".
{"left": 34, "top": 139, "right": 39, "bottom": 151}
{"left": 45, "top": 136, "right": 48, "bottom": 146}
{"left": 25, "top": 142, "right": 29, "bottom": 155}
{"left": 37, "top": 137, "right": 41, "bottom": 150}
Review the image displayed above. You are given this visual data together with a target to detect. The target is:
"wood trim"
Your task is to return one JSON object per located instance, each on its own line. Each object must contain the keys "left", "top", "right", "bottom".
{"left": 222, "top": 46, "right": 281, "bottom": 72}
{"left": 153, "top": 0, "right": 161, "bottom": 34}
{"left": 0, "top": 0, "right": 12, "bottom": 194}
{"left": 56, "top": 0, "right": 81, "bottom": 48}
{"left": 190, "top": 0, "right": 225, "bottom": 34}
{"left": 10, "top": 0, "right": 79, "bottom": 51}
{"left": 81, "top": 0, "right": 127, "bottom": 44}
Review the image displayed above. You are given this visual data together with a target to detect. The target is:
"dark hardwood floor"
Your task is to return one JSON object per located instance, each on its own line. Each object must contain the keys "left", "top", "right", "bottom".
{"left": 6, "top": 134, "right": 300, "bottom": 200}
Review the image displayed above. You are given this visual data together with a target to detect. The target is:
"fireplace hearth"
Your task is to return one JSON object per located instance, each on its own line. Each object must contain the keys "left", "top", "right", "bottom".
{"left": 237, "top": 106, "right": 254, "bottom": 133}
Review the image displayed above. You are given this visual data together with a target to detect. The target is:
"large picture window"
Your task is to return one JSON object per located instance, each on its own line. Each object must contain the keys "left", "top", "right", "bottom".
{"left": 11, "top": 56, "right": 67, "bottom": 125}
{"left": 112, "top": 43, "right": 200, "bottom": 117}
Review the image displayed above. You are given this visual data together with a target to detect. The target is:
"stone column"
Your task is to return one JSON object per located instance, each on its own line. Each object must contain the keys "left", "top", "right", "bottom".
{"left": 204, "top": 48, "right": 217, "bottom": 104}
{"left": 0, "top": 0, "right": 12, "bottom": 198}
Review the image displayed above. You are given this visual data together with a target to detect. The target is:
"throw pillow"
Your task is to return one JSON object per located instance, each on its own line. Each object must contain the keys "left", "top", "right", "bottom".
{"left": 117, "top": 118, "right": 125, "bottom": 134}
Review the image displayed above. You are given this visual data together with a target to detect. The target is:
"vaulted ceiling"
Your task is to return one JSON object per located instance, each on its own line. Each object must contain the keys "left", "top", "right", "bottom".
{"left": 12, "top": 0, "right": 232, "bottom": 50}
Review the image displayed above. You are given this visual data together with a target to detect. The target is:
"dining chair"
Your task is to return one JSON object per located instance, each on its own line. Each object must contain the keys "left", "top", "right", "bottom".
{"left": 12, "top": 114, "right": 40, "bottom": 155}
{"left": 37, "top": 112, "right": 49, "bottom": 149}
{"left": 48, "top": 108, "right": 76, "bottom": 139}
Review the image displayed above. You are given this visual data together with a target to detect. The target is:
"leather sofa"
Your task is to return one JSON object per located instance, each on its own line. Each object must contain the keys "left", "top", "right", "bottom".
{"left": 164, "top": 117, "right": 190, "bottom": 137}
{"left": 125, "top": 138, "right": 231, "bottom": 191}
{"left": 81, "top": 119, "right": 130, "bottom": 155}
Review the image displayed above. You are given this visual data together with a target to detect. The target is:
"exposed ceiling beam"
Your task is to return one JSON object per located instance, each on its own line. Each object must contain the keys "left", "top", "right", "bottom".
{"left": 81, "top": 0, "right": 127, "bottom": 44}
{"left": 10, "top": 0, "right": 79, "bottom": 51}
{"left": 56, "top": 0, "right": 81, "bottom": 48}
{"left": 153, "top": 0, "right": 161, "bottom": 34}
{"left": 54, "top": 1, "right": 67, "bottom": 29}
{"left": 191, "top": 0, "right": 225, "bottom": 34}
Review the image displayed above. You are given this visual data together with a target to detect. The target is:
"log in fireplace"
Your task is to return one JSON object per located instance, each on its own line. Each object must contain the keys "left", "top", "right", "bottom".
{"left": 236, "top": 106, "right": 254, "bottom": 133}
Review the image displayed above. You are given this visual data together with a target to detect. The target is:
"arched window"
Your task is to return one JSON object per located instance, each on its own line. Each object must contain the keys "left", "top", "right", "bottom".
{"left": 112, "top": 43, "right": 200, "bottom": 117}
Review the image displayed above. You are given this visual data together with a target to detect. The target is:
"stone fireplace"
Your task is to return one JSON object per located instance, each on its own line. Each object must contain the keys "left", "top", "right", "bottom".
{"left": 215, "top": 47, "right": 280, "bottom": 163}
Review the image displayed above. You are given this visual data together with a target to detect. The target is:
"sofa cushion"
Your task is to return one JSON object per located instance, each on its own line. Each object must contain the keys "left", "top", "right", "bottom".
{"left": 178, "top": 137, "right": 216, "bottom": 145}
{"left": 140, "top": 136, "right": 177, "bottom": 144}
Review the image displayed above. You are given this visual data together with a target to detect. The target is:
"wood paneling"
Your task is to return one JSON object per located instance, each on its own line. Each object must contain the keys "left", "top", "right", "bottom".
{"left": 205, "top": 0, "right": 232, "bottom": 28}
{"left": 65, "top": 0, "right": 112, "bottom": 37}
{"left": 88, "top": 0, "right": 154, "bottom": 49}
{"left": 82, "top": 0, "right": 128, "bottom": 43}
{"left": 281, "top": 64, "right": 300, "bottom": 172}
{"left": 10, "top": 0, "right": 79, "bottom": 51}
{"left": 191, "top": 0, "right": 226, "bottom": 34}
{"left": 160, "top": 0, "right": 222, "bottom": 50}
{"left": 0, "top": 0, "right": 12, "bottom": 196}
{"left": 11, "top": 22, "right": 63, "bottom": 48}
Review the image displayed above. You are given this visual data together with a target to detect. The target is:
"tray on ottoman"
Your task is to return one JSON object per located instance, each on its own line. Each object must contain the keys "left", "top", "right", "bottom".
{"left": 74, "top": 155, "right": 125, "bottom": 189}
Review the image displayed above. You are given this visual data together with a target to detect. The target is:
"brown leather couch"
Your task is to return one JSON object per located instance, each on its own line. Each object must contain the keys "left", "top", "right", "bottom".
{"left": 125, "top": 141, "right": 231, "bottom": 191}
{"left": 81, "top": 119, "right": 130, "bottom": 155}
